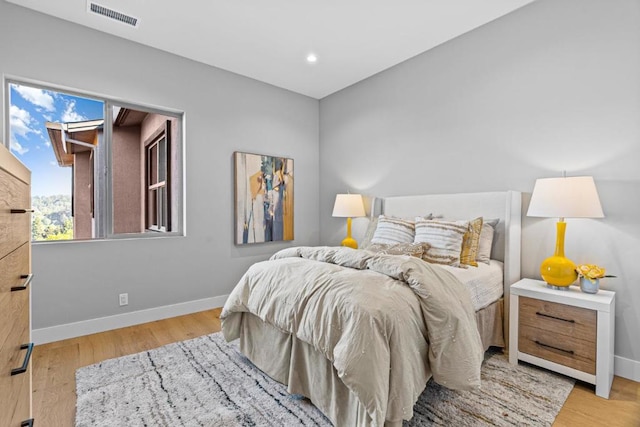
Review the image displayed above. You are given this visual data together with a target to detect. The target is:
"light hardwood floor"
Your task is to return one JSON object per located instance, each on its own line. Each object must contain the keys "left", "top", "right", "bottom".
{"left": 33, "top": 309, "right": 640, "bottom": 426}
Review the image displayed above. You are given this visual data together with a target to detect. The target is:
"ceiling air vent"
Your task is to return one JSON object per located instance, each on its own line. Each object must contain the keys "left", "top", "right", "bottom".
{"left": 88, "top": 2, "right": 139, "bottom": 27}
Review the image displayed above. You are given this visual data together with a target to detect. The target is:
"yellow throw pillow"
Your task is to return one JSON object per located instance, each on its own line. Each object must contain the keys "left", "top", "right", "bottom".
{"left": 460, "top": 217, "right": 483, "bottom": 267}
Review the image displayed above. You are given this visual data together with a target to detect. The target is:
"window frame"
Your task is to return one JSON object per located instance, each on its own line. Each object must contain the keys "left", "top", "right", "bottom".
{"left": 144, "top": 120, "right": 171, "bottom": 232}
{"left": 4, "top": 76, "right": 185, "bottom": 243}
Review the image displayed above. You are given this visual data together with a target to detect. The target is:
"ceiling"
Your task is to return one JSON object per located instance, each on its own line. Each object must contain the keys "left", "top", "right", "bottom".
{"left": 7, "top": 0, "right": 536, "bottom": 99}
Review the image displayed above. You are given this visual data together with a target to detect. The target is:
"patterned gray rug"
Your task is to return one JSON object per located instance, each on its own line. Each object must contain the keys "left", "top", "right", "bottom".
{"left": 76, "top": 332, "right": 574, "bottom": 426}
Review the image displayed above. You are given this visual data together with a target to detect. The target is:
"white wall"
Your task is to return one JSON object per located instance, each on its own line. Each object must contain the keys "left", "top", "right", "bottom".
{"left": 320, "top": 0, "right": 640, "bottom": 373}
{"left": 0, "top": 2, "right": 320, "bottom": 334}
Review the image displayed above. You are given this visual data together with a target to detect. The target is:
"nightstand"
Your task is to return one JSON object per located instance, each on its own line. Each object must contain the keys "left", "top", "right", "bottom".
{"left": 509, "top": 278, "right": 615, "bottom": 399}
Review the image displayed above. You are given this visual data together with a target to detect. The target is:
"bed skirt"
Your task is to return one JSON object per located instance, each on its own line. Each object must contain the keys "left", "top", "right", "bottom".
{"left": 236, "top": 298, "right": 504, "bottom": 426}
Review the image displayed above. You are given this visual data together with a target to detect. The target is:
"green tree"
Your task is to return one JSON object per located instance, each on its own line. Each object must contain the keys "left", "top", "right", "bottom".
{"left": 32, "top": 215, "right": 45, "bottom": 240}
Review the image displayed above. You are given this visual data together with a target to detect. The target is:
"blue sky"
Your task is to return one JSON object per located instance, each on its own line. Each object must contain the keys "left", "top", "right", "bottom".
{"left": 9, "top": 83, "right": 104, "bottom": 196}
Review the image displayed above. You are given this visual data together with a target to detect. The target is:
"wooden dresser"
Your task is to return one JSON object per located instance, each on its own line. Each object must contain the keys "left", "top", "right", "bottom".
{"left": 0, "top": 143, "right": 34, "bottom": 426}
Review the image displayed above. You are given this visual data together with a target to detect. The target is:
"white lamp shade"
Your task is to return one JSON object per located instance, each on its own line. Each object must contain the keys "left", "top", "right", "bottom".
{"left": 527, "top": 176, "right": 604, "bottom": 218}
{"left": 332, "top": 194, "right": 365, "bottom": 218}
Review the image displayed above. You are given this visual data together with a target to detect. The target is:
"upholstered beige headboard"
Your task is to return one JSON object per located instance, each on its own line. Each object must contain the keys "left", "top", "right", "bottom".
{"left": 379, "top": 191, "right": 522, "bottom": 345}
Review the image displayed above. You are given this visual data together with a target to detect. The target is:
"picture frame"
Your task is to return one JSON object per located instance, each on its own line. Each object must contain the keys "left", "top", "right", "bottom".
{"left": 234, "top": 151, "right": 294, "bottom": 244}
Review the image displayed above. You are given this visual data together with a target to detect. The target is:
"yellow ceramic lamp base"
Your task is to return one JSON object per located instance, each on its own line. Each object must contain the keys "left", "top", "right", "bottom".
{"left": 540, "top": 255, "right": 577, "bottom": 286}
{"left": 340, "top": 217, "right": 358, "bottom": 249}
{"left": 341, "top": 236, "right": 358, "bottom": 249}
{"left": 541, "top": 220, "right": 578, "bottom": 287}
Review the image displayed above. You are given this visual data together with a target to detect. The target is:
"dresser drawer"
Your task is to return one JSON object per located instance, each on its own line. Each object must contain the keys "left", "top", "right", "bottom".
{"left": 0, "top": 296, "right": 30, "bottom": 427}
{"left": 0, "top": 290, "right": 30, "bottom": 361}
{"left": 518, "top": 324, "right": 596, "bottom": 374}
{"left": 0, "top": 344, "right": 32, "bottom": 427}
{"left": 10, "top": 361, "right": 32, "bottom": 427}
{"left": 0, "top": 243, "right": 30, "bottom": 295}
{"left": 518, "top": 296, "right": 596, "bottom": 342}
{"left": 0, "top": 244, "right": 30, "bottom": 352}
{"left": 0, "top": 168, "right": 31, "bottom": 257}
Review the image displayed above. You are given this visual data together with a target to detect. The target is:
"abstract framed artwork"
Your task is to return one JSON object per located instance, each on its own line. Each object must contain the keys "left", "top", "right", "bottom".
{"left": 234, "top": 151, "right": 294, "bottom": 244}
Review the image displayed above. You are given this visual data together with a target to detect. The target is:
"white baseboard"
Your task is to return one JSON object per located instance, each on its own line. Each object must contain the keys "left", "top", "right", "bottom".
{"left": 615, "top": 355, "right": 640, "bottom": 383}
{"left": 32, "top": 295, "right": 229, "bottom": 345}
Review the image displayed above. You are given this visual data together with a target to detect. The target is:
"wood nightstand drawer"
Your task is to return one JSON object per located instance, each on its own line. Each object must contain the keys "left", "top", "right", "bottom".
{"left": 518, "top": 324, "right": 596, "bottom": 374}
{"left": 519, "top": 296, "right": 596, "bottom": 342}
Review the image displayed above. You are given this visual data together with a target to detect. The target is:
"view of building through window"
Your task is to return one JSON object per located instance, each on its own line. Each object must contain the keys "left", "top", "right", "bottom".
{"left": 7, "top": 81, "right": 182, "bottom": 241}
{"left": 9, "top": 82, "right": 104, "bottom": 241}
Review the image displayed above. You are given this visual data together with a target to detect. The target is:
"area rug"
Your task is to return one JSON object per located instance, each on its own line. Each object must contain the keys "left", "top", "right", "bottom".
{"left": 76, "top": 332, "right": 574, "bottom": 426}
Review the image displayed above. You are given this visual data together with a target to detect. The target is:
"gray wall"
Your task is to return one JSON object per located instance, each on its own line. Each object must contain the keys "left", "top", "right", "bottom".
{"left": 0, "top": 2, "right": 320, "bottom": 329}
{"left": 320, "top": 0, "right": 640, "bottom": 365}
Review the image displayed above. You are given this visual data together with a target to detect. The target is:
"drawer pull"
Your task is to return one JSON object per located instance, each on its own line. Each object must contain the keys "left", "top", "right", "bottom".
{"left": 535, "top": 311, "right": 575, "bottom": 323}
{"left": 11, "top": 343, "right": 34, "bottom": 376}
{"left": 534, "top": 340, "right": 574, "bottom": 355}
{"left": 11, "top": 274, "right": 33, "bottom": 292}
{"left": 10, "top": 208, "right": 35, "bottom": 214}
{"left": 21, "top": 419, "right": 34, "bottom": 427}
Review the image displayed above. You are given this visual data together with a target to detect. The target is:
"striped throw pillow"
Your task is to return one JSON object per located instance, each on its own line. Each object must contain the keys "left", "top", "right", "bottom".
{"left": 414, "top": 218, "right": 469, "bottom": 267}
{"left": 370, "top": 215, "right": 415, "bottom": 244}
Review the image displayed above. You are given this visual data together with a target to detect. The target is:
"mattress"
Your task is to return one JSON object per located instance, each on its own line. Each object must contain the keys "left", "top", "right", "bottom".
{"left": 441, "top": 259, "right": 504, "bottom": 311}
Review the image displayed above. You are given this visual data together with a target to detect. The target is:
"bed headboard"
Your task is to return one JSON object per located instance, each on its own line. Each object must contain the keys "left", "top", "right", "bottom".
{"left": 379, "top": 191, "right": 522, "bottom": 345}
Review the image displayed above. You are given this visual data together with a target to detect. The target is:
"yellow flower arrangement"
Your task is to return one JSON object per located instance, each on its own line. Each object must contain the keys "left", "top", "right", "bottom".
{"left": 575, "top": 264, "right": 615, "bottom": 283}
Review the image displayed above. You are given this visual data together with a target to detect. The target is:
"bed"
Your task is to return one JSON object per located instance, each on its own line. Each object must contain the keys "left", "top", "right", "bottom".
{"left": 221, "top": 191, "right": 522, "bottom": 426}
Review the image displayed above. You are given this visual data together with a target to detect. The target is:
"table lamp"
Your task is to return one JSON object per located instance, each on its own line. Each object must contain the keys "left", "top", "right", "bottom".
{"left": 527, "top": 175, "right": 604, "bottom": 288}
{"left": 332, "top": 194, "right": 365, "bottom": 249}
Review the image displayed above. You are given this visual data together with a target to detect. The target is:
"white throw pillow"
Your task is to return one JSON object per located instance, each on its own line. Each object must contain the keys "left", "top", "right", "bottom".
{"left": 370, "top": 215, "right": 415, "bottom": 244}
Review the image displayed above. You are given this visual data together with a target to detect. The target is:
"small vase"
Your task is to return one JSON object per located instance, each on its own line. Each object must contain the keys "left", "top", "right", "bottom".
{"left": 580, "top": 277, "right": 600, "bottom": 294}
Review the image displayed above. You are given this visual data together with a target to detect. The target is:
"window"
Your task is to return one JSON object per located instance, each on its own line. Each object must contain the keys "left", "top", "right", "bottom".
{"left": 144, "top": 120, "right": 170, "bottom": 232}
{"left": 6, "top": 80, "right": 183, "bottom": 241}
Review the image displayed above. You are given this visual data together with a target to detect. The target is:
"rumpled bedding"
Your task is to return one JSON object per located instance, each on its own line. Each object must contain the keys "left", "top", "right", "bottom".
{"left": 221, "top": 246, "right": 484, "bottom": 426}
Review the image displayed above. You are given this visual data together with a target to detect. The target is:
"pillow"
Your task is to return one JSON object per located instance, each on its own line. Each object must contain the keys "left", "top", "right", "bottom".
{"left": 414, "top": 218, "right": 469, "bottom": 267}
{"left": 476, "top": 218, "right": 499, "bottom": 265}
{"left": 365, "top": 242, "right": 429, "bottom": 258}
{"left": 370, "top": 215, "right": 415, "bottom": 244}
{"left": 359, "top": 216, "right": 379, "bottom": 249}
{"left": 460, "top": 217, "right": 483, "bottom": 267}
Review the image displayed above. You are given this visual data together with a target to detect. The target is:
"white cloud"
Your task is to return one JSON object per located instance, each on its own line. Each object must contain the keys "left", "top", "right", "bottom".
{"left": 42, "top": 114, "right": 53, "bottom": 122}
{"left": 13, "top": 85, "right": 55, "bottom": 112}
{"left": 50, "top": 161, "right": 58, "bottom": 166}
{"left": 9, "top": 105, "right": 38, "bottom": 156}
{"left": 10, "top": 136, "right": 28, "bottom": 155}
{"left": 10, "top": 105, "right": 37, "bottom": 137}
{"left": 61, "top": 100, "right": 88, "bottom": 122}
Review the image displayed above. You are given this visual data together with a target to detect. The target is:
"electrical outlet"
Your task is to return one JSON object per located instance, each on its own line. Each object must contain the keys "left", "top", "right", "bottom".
{"left": 119, "top": 293, "right": 128, "bottom": 306}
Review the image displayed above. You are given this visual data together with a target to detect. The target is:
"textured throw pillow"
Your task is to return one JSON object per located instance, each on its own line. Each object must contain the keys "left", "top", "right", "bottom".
{"left": 460, "top": 217, "right": 483, "bottom": 267}
{"left": 476, "top": 218, "right": 499, "bottom": 265}
{"left": 370, "top": 215, "right": 415, "bottom": 244}
{"left": 414, "top": 218, "right": 469, "bottom": 267}
{"left": 365, "top": 242, "right": 429, "bottom": 258}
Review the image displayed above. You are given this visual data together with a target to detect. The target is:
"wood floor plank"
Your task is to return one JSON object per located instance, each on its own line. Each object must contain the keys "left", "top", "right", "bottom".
{"left": 32, "top": 308, "right": 640, "bottom": 426}
{"left": 555, "top": 378, "right": 640, "bottom": 426}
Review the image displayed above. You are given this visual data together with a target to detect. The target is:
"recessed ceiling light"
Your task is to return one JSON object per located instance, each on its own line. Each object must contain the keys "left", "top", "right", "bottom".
{"left": 306, "top": 53, "right": 318, "bottom": 64}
